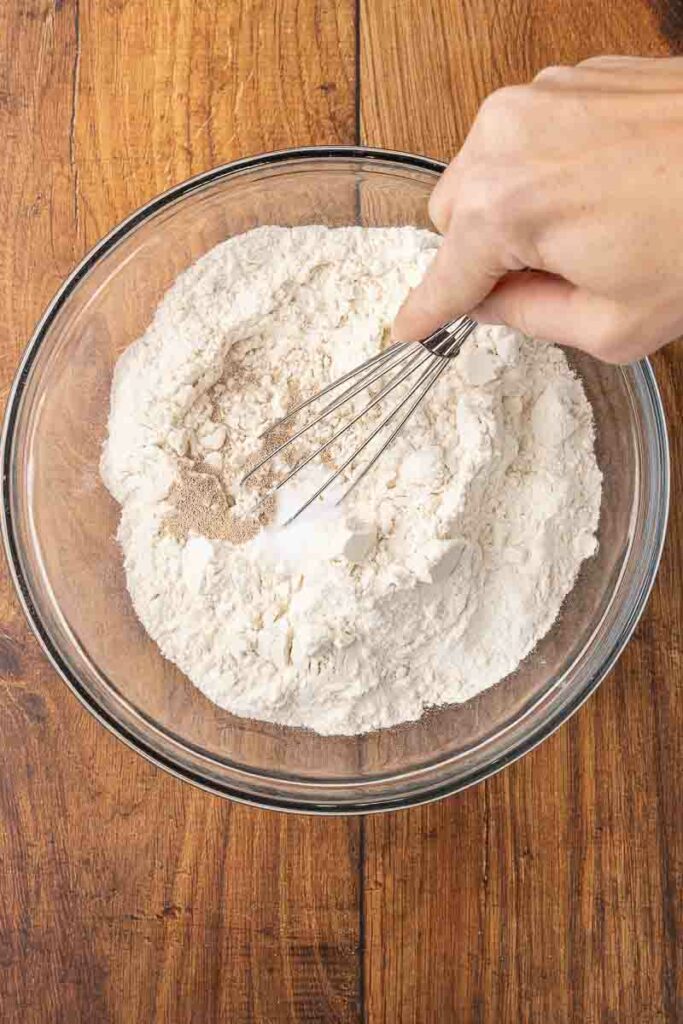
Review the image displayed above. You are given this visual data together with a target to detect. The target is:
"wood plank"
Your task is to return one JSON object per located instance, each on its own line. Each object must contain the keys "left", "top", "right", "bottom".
{"left": 0, "top": 2, "right": 360, "bottom": 1022}
{"left": 361, "top": 0, "right": 668, "bottom": 158}
{"left": 360, "top": 2, "right": 681, "bottom": 1022}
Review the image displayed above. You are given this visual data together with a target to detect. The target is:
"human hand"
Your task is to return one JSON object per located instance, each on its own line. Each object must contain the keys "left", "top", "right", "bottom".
{"left": 393, "top": 56, "right": 683, "bottom": 362}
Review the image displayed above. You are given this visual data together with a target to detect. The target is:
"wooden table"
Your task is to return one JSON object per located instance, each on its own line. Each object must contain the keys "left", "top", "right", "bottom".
{"left": 1, "top": 2, "right": 681, "bottom": 1021}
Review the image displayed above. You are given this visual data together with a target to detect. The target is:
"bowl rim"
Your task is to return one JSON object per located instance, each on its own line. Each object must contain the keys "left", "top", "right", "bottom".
{"left": 0, "top": 144, "right": 671, "bottom": 814}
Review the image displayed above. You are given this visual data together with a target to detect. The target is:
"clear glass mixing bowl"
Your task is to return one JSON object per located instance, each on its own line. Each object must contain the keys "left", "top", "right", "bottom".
{"left": 0, "top": 148, "right": 670, "bottom": 813}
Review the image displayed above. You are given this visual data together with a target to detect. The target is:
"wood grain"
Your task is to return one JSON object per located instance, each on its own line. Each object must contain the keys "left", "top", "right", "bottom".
{"left": 0, "top": 3, "right": 360, "bottom": 1023}
{"left": 360, "top": 0, "right": 668, "bottom": 159}
{"left": 361, "top": 2, "right": 681, "bottom": 1022}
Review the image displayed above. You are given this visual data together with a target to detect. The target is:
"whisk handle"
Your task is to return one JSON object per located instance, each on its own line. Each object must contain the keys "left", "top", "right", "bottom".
{"left": 421, "top": 316, "right": 477, "bottom": 357}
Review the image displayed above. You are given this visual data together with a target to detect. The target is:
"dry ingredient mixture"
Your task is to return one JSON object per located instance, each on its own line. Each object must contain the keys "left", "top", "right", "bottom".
{"left": 101, "top": 225, "right": 602, "bottom": 735}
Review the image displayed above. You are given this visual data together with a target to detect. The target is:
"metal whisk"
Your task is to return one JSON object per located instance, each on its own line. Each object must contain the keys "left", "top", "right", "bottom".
{"left": 241, "top": 316, "right": 477, "bottom": 525}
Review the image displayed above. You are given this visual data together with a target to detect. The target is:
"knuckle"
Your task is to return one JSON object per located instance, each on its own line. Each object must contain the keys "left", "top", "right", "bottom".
{"left": 588, "top": 345, "right": 628, "bottom": 365}
{"left": 533, "top": 63, "right": 573, "bottom": 84}
{"left": 452, "top": 172, "right": 524, "bottom": 240}
{"left": 578, "top": 54, "right": 624, "bottom": 68}
{"left": 589, "top": 314, "right": 634, "bottom": 361}
{"left": 478, "top": 84, "right": 529, "bottom": 126}
{"left": 475, "top": 85, "right": 547, "bottom": 150}
{"left": 428, "top": 181, "right": 450, "bottom": 233}
{"left": 505, "top": 294, "right": 535, "bottom": 338}
{"left": 428, "top": 159, "right": 461, "bottom": 234}
{"left": 454, "top": 176, "right": 500, "bottom": 225}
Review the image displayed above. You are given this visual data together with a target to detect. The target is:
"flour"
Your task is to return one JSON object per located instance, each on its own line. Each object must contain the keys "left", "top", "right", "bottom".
{"left": 101, "top": 225, "right": 602, "bottom": 735}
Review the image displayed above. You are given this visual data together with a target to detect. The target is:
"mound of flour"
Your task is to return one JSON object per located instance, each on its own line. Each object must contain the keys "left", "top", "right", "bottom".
{"left": 101, "top": 225, "right": 602, "bottom": 735}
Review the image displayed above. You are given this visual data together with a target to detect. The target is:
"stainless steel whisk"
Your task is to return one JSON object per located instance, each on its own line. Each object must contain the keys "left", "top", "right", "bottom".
{"left": 241, "top": 316, "right": 477, "bottom": 525}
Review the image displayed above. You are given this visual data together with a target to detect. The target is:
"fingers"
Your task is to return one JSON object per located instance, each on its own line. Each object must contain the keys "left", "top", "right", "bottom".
{"left": 398, "top": 55, "right": 683, "bottom": 358}
{"left": 392, "top": 225, "right": 509, "bottom": 342}
{"left": 578, "top": 55, "right": 683, "bottom": 70}
{"left": 471, "top": 271, "right": 637, "bottom": 362}
{"left": 396, "top": 88, "right": 540, "bottom": 342}
{"left": 428, "top": 158, "right": 462, "bottom": 234}
{"left": 534, "top": 55, "right": 683, "bottom": 92}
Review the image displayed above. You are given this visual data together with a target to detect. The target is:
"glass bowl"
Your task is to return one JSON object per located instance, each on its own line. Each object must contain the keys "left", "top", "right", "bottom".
{"left": 1, "top": 147, "right": 669, "bottom": 813}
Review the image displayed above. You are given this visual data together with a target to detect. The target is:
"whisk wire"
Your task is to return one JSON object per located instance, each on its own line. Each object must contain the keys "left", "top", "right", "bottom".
{"left": 243, "top": 342, "right": 419, "bottom": 485}
{"left": 241, "top": 316, "right": 478, "bottom": 524}
{"left": 244, "top": 343, "right": 434, "bottom": 512}
{"left": 280, "top": 345, "right": 455, "bottom": 526}
{"left": 335, "top": 340, "right": 457, "bottom": 509}
{"left": 312, "top": 342, "right": 422, "bottom": 422}
{"left": 258, "top": 340, "right": 413, "bottom": 437}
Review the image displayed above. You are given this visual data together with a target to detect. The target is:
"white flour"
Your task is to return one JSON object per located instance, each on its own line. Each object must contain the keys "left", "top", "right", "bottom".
{"left": 101, "top": 225, "right": 602, "bottom": 735}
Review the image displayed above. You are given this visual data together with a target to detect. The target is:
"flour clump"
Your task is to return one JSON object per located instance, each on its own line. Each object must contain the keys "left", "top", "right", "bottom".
{"left": 101, "top": 225, "right": 602, "bottom": 735}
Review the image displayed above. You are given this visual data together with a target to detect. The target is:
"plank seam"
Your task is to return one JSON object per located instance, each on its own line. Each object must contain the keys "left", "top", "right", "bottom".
{"left": 68, "top": 0, "right": 81, "bottom": 239}
{"left": 358, "top": 816, "right": 366, "bottom": 1022}
{"left": 354, "top": 0, "right": 361, "bottom": 144}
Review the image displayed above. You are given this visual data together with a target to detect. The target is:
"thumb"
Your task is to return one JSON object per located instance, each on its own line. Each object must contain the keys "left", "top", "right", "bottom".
{"left": 392, "top": 227, "right": 509, "bottom": 342}
{"left": 471, "top": 271, "right": 623, "bottom": 354}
